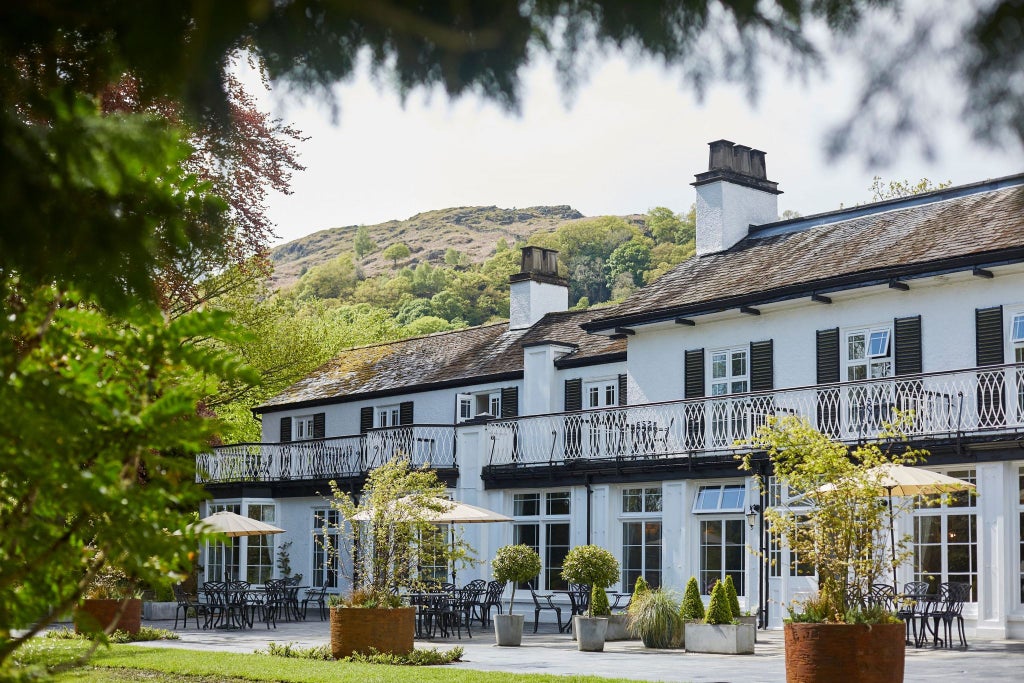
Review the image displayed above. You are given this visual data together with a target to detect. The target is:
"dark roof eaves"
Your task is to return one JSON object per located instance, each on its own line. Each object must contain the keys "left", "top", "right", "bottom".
{"left": 252, "top": 370, "right": 524, "bottom": 415}
{"left": 583, "top": 247, "right": 1024, "bottom": 332}
{"left": 554, "top": 351, "right": 627, "bottom": 369}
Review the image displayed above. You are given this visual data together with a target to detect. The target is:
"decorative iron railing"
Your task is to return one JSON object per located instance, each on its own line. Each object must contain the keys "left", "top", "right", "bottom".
{"left": 197, "top": 425, "right": 456, "bottom": 484}
{"left": 486, "top": 363, "right": 1024, "bottom": 467}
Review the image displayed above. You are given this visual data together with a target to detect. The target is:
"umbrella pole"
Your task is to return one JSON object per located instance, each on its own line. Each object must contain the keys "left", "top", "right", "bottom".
{"left": 450, "top": 525, "right": 457, "bottom": 584}
{"left": 887, "top": 488, "right": 898, "bottom": 590}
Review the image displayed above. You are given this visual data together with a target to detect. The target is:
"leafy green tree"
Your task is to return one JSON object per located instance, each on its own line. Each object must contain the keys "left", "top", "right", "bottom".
{"left": 646, "top": 206, "right": 695, "bottom": 245}
{"left": 492, "top": 544, "right": 542, "bottom": 615}
{"left": 430, "top": 291, "right": 470, "bottom": 323}
{"left": 869, "top": 176, "right": 952, "bottom": 202}
{"left": 396, "top": 298, "right": 435, "bottom": 325}
{"left": 607, "top": 240, "right": 652, "bottom": 288}
{"left": 561, "top": 545, "right": 620, "bottom": 617}
{"left": 444, "top": 248, "right": 469, "bottom": 268}
{"left": 403, "top": 315, "right": 461, "bottom": 337}
{"left": 382, "top": 243, "right": 412, "bottom": 269}
{"left": 295, "top": 252, "right": 363, "bottom": 300}
{"left": 353, "top": 225, "right": 377, "bottom": 259}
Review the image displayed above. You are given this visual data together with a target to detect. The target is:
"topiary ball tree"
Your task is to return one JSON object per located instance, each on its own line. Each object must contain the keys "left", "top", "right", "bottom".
{"left": 591, "top": 585, "right": 611, "bottom": 616}
{"left": 561, "top": 545, "right": 620, "bottom": 617}
{"left": 492, "top": 544, "right": 541, "bottom": 615}
{"left": 705, "top": 580, "right": 734, "bottom": 625}
{"left": 680, "top": 576, "right": 705, "bottom": 621}
{"left": 723, "top": 574, "right": 741, "bottom": 619}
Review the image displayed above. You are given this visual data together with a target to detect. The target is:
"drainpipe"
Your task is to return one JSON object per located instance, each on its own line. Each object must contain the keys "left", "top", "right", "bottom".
{"left": 585, "top": 478, "right": 593, "bottom": 545}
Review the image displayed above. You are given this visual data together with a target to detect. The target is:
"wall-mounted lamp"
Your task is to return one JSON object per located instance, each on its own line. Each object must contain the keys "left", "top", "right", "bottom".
{"left": 746, "top": 504, "right": 762, "bottom": 529}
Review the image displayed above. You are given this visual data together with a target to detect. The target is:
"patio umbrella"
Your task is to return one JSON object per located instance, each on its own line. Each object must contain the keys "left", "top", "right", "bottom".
{"left": 352, "top": 498, "right": 511, "bottom": 582}
{"left": 817, "top": 464, "right": 975, "bottom": 588}
{"left": 191, "top": 511, "right": 284, "bottom": 581}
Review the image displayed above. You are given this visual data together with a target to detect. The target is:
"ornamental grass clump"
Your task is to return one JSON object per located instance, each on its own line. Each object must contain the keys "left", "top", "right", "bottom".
{"left": 627, "top": 588, "right": 681, "bottom": 648}
{"left": 680, "top": 576, "right": 705, "bottom": 622}
{"left": 740, "top": 414, "right": 927, "bottom": 624}
{"left": 560, "top": 545, "right": 619, "bottom": 618}
{"left": 705, "top": 581, "right": 734, "bottom": 625}
{"left": 491, "top": 544, "right": 541, "bottom": 615}
{"left": 723, "top": 575, "right": 741, "bottom": 619}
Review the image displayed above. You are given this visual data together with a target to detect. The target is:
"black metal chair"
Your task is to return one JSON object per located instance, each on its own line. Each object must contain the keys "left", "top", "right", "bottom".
{"left": 301, "top": 584, "right": 329, "bottom": 621}
{"left": 564, "top": 583, "right": 590, "bottom": 633}
{"left": 462, "top": 579, "right": 486, "bottom": 627}
{"left": 171, "top": 583, "right": 209, "bottom": 629}
{"left": 930, "top": 582, "right": 971, "bottom": 648}
{"left": 529, "top": 582, "right": 563, "bottom": 633}
{"left": 479, "top": 580, "right": 505, "bottom": 627}
{"left": 896, "top": 581, "right": 931, "bottom": 645}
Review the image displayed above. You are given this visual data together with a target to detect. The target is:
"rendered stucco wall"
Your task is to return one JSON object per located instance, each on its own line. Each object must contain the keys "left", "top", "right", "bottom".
{"left": 695, "top": 180, "right": 779, "bottom": 256}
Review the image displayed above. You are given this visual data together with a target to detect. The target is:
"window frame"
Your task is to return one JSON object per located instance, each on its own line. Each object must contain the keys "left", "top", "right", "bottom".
{"left": 709, "top": 346, "right": 749, "bottom": 397}
{"left": 456, "top": 390, "right": 502, "bottom": 423}
{"left": 206, "top": 500, "right": 277, "bottom": 585}
{"left": 912, "top": 468, "right": 978, "bottom": 600}
{"left": 294, "top": 414, "right": 316, "bottom": 440}
{"left": 312, "top": 508, "right": 342, "bottom": 591}
{"left": 511, "top": 490, "right": 572, "bottom": 591}
{"left": 843, "top": 324, "right": 894, "bottom": 381}
{"left": 376, "top": 404, "right": 400, "bottom": 428}
{"left": 620, "top": 486, "right": 663, "bottom": 590}
{"left": 583, "top": 378, "right": 618, "bottom": 409}
{"left": 692, "top": 483, "right": 746, "bottom": 513}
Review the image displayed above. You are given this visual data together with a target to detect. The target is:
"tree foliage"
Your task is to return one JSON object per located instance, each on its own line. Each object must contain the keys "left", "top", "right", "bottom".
{"left": 561, "top": 545, "right": 620, "bottom": 616}
{"left": 353, "top": 226, "right": 377, "bottom": 259}
{"left": 382, "top": 243, "right": 412, "bottom": 268}
{"left": 869, "top": 176, "right": 952, "bottom": 202}
{"left": 740, "top": 415, "right": 927, "bottom": 623}
{"left": 492, "top": 544, "right": 542, "bottom": 615}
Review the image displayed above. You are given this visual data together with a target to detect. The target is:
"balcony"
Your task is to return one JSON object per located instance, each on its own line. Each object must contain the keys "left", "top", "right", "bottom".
{"left": 197, "top": 424, "right": 456, "bottom": 484}
{"left": 485, "top": 363, "right": 1024, "bottom": 469}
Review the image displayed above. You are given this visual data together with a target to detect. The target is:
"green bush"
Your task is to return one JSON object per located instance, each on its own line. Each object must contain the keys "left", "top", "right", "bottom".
{"left": 705, "top": 581, "right": 733, "bottom": 625}
{"left": 627, "top": 589, "right": 681, "bottom": 648}
{"left": 723, "top": 575, "right": 741, "bottom": 619}
{"left": 492, "top": 544, "right": 541, "bottom": 615}
{"left": 561, "top": 545, "right": 620, "bottom": 617}
{"left": 590, "top": 586, "right": 611, "bottom": 616}
{"left": 258, "top": 642, "right": 333, "bottom": 660}
{"left": 346, "top": 646, "right": 464, "bottom": 665}
{"left": 633, "top": 576, "right": 650, "bottom": 599}
{"left": 680, "top": 577, "right": 705, "bottom": 621}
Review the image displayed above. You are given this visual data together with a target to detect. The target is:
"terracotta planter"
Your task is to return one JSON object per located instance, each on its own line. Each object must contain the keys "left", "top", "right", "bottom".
{"left": 74, "top": 599, "right": 142, "bottom": 635}
{"left": 330, "top": 606, "right": 415, "bottom": 659}
{"left": 784, "top": 622, "right": 905, "bottom": 683}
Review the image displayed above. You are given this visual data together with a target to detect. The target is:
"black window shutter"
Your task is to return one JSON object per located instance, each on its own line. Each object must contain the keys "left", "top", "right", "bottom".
{"left": 894, "top": 316, "right": 922, "bottom": 375}
{"left": 816, "top": 328, "right": 840, "bottom": 384}
{"left": 976, "top": 306, "right": 1004, "bottom": 366}
{"left": 399, "top": 401, "right": 414, "bottom": 425}
{"left": 359, "top": 407, "right": 374, "bottom": 434}
{"left": 500, "top": 387, "right": 519, "bottom": 418}
{"left": 815, "top": 329, "right": 840, "bottom": 437}
{"left": 313, "top": 412, "right": 326, "bottom": 439}
{"left": 279, "top": 417, "right": 292, "bottom": 443}
{"left": 617, "top": 374, "right": 628, "bottom": 406}
{"left": 684, "top": 348, "right": 705, "bottom": 399}
{"left": 564, "top": 378, "right": 582, "bottom": 411}
{"left": 750, "top": 340, "right": 774, "bottom": 392}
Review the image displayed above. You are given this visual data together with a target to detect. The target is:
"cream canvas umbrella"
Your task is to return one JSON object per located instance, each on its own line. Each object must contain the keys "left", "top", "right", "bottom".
{"left": 353, "top": 498, "right": 512, "bottom": 582}
{"left": 191, "top": 511, "right": 285, "bottom": 581}
{"left": 817, "top": 464, "right": 975, "bottom": 587}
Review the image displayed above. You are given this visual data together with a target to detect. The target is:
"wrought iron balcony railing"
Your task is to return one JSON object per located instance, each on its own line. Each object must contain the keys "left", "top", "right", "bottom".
{"left": 197, "top": 424, "right": 457, "bottom": 484}
{"left": 485, "top": 363, "right": 1024, "bottom": 468}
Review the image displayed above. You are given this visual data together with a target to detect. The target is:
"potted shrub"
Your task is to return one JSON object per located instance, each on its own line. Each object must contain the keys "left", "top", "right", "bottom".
{"left": 723, "top": 575, "right": 757, "bottom": 641}
{"left": 74, "top": 564, "right": 142, "bottom": 636}
{"left": 491, "top": 544, "right": 542, "bottom": 646}
{"left": 675, "top": 576, "right": 705, "bottom": 648}
{"left": 561, "top": 544, "right": 619, "bottom": 652}
{"left": 684, "top": 580, "right": 755, "bottom": 654}
{"left": 627, "top": 588, "right": 681, "bottom": 648}
{"left": 741, "top": 416, "right": 926, "bottom": 682}
{"left": 324, "top": 457, "right": 471, "bottom": 658}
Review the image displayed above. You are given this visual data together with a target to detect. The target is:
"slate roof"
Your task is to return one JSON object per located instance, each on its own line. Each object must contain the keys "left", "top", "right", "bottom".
{"left": 585, "top": 174, "right": 1024, "bottom": 331}
{"left": 255, "top": 309, "right": 625, "bottom": 412}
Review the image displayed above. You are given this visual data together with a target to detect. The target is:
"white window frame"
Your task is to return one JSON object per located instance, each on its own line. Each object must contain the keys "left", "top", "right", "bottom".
{"left": 294, "top": 414, "right": 316, "bottom": 440}
{"left": 710, "top": 347, "right": 749, "bottom": 397}
{"left": 692, "top": 483, "right": 746, "bottom": 513}
{"left": 456, "top": 390, "right": 501, "bottom": 423}
{"left": 584, "top": 378, "right": 617, "bottom": 409}
{"left": 620, "top": 486, "right": 663, "bottom": 590}
{"left": 377, "top": 404, "right": 400, "bottom": 428}
{"left": 512, "top": 490, "right": 571, "bottom": 591}
{"left": 912, "top": 468, "right": 977, "bottom": 600}
{"left": 206, "top": 500, "right": 277, "bottom": 585}
{"left": 692, "top": 483, "right": 746, "bottom": 596}
{"left": 843, "top": 325, "right": 893, "bottom": 382}
{"left": 1011, "top": 312, "right": 1024, "bottom": 417}
{"left": 312, "top": 508, "right": 342, "bottom": 591}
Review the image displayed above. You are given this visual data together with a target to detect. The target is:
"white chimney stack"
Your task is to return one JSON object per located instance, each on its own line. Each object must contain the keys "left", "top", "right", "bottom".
{"left": 692, "top": 139, "right": 781, "bottom": 256}
{"left": 509, "top": 246, "right": 568, "bottom": 330}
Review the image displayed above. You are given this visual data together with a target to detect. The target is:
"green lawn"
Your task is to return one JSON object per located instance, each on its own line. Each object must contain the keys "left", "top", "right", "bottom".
{"left": 11, "top": 641, "right": 645, "bottom": 683}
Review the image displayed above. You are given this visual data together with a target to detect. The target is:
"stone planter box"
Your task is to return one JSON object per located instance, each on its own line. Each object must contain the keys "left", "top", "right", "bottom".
{"left": 572, "top": 614, "right": 632, "bottom": 641}
{"left": 74, "top": 599, "right": 143, "bottom": 635}
{"left": 330, "top": 606, "right": 415, "bottom": 659}
{"left": 738, "top": 614, "right": 758, "bottom": 642}
{"left": 143, "top": 601, "right": 178, "bottom": 620}
{"left": 573, "top": 615, "right": 608, "bottom": 652}
{"left": 784, "top": 622, "right": 905, "bottom": 683}
{"left": 685, "top": 623, "right": 755, "bottom": 655}
{"left": 494, "top": 613, "right": 524, "bottom": 646}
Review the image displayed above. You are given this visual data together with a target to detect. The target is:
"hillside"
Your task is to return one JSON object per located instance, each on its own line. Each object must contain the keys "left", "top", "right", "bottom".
{"left": 269, "top": 205, "right": 588, "bottom": 289}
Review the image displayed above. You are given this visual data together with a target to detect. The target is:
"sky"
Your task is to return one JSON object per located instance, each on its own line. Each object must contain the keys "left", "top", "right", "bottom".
{"left": 251, "top": 36, "right": 1023, "bottom": 247}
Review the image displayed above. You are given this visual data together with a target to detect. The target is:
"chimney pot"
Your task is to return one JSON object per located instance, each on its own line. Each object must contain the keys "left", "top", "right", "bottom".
{"left": 731, "top": 144, "right": 752, "bottom": 175}
{"left": 708, "top": 139, "right": 736, "bottom": 171}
